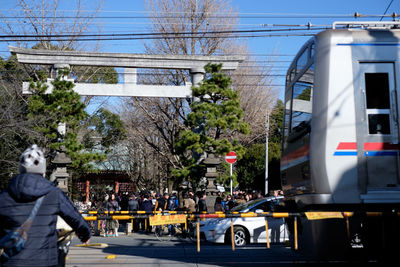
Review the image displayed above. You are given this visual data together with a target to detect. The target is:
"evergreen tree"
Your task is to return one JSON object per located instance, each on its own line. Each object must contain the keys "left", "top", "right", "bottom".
{"left": 236, "top": 143, "right": 265, "bottom": 190}
{"left": 236, "top": 99, "right": 284, "bottom": 192}
{"left": 82, "top": 108, "right": 127, "bottom": 152}
{"left": 27, "top": 68, "right": 105, "bottom": 174}
{"left": 173, "top": 63, "right": 250, "bottom": 189}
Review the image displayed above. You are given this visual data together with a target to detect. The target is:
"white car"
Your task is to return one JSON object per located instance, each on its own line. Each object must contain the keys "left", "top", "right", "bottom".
{"left": 200, "top": 197, "right": 289, "bottom": 246}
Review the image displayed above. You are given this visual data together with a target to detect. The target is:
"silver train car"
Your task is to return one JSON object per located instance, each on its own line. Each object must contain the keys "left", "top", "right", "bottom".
{"left": 281, "top": 22, "right": 400, "bottom": 259}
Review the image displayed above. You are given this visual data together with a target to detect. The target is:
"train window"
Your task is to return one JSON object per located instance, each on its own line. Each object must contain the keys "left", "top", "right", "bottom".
{"left": 368, "top": 114, "right": 390, "bottom": 134}
{"left": 291, "top": 81, "right": 312, "bottom": 132}
{"left": 310, "top": 43, "right": 315, "bottom": 59}
{"left": 364, "top": 72, "right": 391, "bottom": 134}
{"left": 293, "top": 82, "right": 311, "bottom": 101}
{"left": 283, "top": 98, "right": 291, "bottom": 146}
{"left": 290, "top": 68, "right": 296, "bottom": 81}
{"left": 296, "top": 48, "right": 308, "bottom": 72}
{"left": 291, "top": 110, "right": 312, "bottom": 133}
{"left": 365, "top": 73, "right": 390, "bottom": 109}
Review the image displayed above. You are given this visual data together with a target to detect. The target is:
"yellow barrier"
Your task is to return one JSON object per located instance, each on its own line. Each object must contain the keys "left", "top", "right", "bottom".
{"left": 294, "top": 217, "right": 298, "bottom": 250}
{"left": 149, "top": 214, "right": 186, "bottom": 226}
{"left": 305, "top": 212, "right": 343, "bottom": 220}
{"left": 265, "top": 218, "right": 270, "bottom": 249}
{"left": 240, "top": 212, "right": 257, "bottom": 218}
{"left": 81, "top": 210, "right": 399, "bottom": 253}
{"left": 272, "top": 212, "right": 289, "bottom": 218}
{"left": 230, "top": 218, "right": 235, "bottom": 251}
{"left": 197, "top": 220, "right": 200, "bottom": 252}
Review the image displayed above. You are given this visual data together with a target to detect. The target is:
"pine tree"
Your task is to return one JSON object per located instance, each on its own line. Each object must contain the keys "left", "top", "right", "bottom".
{"left": 173, "top": 63, "right": 250, "bottom": 188}
{"left": 27, "top": 68, "right": 104, "bottom": 173}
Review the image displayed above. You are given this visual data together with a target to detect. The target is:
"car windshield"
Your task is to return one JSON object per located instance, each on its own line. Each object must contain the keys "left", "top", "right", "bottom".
{"left": 231, "top": 198, "right": 266, "bottom": 212}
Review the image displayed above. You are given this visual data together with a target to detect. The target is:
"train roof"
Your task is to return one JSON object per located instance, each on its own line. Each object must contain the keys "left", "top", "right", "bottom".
{"left": 286, "top": 21, "right": 400, "bottom": 81}
{"left": 317, "top": 22, "right": 400, "bottom": 47}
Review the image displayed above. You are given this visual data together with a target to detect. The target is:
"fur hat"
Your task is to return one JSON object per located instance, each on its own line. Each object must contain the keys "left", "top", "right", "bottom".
{"left": 19, "top": 144, "right": 46, "bottom": 175}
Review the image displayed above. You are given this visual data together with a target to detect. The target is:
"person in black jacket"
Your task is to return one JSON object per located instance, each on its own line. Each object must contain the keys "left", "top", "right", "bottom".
{"left": 0, "top": 144, "right": 91, "bottom": 267}
{"left": 154, "top": 193, "right": 167, "bottom": 212}
{"left": 127, "top": 194, "right": 139, "bottom": 232}
{"left": 139, "top": 194, "right": 153, "bottom": 233}
{"left": 128, "top": 194, "right": 139, "bottom": 212}
{"left": 214, "top": 196, "right": 225, "bottom": 212}
{"left": 197, "top": 192, "right": 208, "bottom": 213}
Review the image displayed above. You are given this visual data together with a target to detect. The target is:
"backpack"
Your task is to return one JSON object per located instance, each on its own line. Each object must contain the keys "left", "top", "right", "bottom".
{"left": 168, "top": 197, "right": 177, "bottom": 211}
{"left": 0, "top": 196, "right": 44, "bottom": 261}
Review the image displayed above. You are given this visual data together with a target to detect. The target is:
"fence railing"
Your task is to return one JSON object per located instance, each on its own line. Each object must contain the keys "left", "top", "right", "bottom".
{"left": 80, "top": 210, "right": 400, "bottom": 252}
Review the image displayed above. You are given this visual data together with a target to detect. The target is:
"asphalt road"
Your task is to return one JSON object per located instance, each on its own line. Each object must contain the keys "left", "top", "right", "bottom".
{"left": 65, "top": 232, "right": 378, "bottom": 266}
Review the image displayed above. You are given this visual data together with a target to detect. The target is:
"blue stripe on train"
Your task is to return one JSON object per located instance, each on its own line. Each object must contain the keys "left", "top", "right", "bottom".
{"left": 334, "top": 151, "right": 398, "bottom": 156}
{"left": 365, "top": 151, "right": 398, "bottom": 156}
{"left": 337, "top": 43, "right": 400, "bottom": 46}
{"left": 334, "top": 151, "right": 357, "bottom": 156}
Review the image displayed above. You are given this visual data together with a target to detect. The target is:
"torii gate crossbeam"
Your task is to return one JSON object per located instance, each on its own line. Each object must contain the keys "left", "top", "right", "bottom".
{"left": 10, "top": 46, "right": 244, "bottom": 98}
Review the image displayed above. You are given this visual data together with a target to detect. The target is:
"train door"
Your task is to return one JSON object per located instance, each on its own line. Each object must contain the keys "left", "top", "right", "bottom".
{"left": 359, "top": 63, "right": 400, "bottom": 190}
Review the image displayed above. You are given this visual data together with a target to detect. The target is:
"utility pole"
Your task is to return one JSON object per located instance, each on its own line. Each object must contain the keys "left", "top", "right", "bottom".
{"left": 265, "top": 110, "right": 270, "bottom": 196}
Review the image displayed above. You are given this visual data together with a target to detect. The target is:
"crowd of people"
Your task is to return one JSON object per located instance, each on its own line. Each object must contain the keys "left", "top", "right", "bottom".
{"left": 0, "top": 143, "right": 284, "bottom": 266}
{"left": 73, "top": 189, "right": 279, "bottom": 236}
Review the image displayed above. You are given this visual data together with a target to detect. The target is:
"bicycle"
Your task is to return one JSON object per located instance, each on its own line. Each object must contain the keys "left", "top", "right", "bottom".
{"left": 154, "top": 219, "right": 197, "bottom": 242}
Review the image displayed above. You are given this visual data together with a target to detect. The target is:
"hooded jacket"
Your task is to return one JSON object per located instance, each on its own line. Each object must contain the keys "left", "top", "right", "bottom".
{"left": 0, "top": 173, "right": 91, "bottom": 267}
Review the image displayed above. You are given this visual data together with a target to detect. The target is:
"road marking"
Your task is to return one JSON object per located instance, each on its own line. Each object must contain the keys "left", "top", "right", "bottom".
{"left": 106, "top": 254, "right": 116, "bottom": 259}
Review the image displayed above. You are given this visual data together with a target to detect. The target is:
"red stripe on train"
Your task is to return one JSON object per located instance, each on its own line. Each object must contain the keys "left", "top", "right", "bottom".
{"left": 336, "top": 142, "right": 357, "bottom": 150}
{"left": 364, "top": 142, "right": 399, "bottom": 150}
{"left": 337, "top": 142, "right": 400, "bottom": 151}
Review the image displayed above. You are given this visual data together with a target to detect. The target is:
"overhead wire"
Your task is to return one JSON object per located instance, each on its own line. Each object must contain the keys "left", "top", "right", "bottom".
{"left": 0, "top": 12, "right": 397, "bottom": 19}
{"left": 0, "top": 26, "right": 327, "bottom": 39}
{"left": 3, "top": 11, "right": 392, "bottom": 89}
{"left": 0, "top": 69, "right": 288, "bottom": 77}
{"left": 0, "top": 34, "right": 315, "bottom": 42}
{"left": 0, "top": 50, "right": 296, "bottom": 56}
{"left": 380, "top": 0, "right": 395, "bottom": 21}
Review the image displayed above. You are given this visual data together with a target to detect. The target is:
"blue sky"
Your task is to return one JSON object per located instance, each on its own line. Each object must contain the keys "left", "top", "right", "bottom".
{"left": 97, "top": 0, "right": 396, "bottom": 54}
{"left": 0, "top": 0, "right": 397, "bottom": 95}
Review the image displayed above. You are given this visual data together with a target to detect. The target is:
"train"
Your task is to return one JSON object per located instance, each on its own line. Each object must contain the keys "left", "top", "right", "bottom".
{"left": 281, "top": 21, "right": 400, "bottom": 260}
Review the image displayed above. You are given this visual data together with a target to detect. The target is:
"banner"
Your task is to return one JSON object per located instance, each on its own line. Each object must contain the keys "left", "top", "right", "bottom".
{"left": 149, "top": 214, "right": 187, "bottom": 226}
{"left": 305, "top": 212, "right": 344, "bottom": 220}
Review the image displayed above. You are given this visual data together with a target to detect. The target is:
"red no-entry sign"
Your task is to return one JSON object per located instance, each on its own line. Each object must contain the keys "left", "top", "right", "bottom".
{"left": 225, "top": 151, "right": 237, "bottom": 164}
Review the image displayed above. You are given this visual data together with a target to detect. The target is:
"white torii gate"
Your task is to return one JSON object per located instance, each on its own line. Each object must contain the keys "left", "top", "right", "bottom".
{"left": 10, "top": 46, "right": 245, "bottom": 194}
{"left": 9, "top": 46, "right": 244, "bottom": 97}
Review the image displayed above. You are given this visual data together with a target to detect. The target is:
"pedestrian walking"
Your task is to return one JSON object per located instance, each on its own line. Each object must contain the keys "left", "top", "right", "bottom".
{"left": 106, "top": 193, "right": 120, "bottom": 237}
{"left": 0, "top": 144, "right": 91, "bottom": 267}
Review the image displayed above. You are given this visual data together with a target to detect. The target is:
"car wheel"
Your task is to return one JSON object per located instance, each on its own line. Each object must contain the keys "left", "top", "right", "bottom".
{"left": 231, "top": 226, "right": 248, "bottom": 247}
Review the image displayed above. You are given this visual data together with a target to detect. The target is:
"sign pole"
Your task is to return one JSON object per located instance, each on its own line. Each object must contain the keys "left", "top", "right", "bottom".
{"left": 230, "top": 163, "right": 233, "bottom": 195}
{"left": 225, "top": 151, "right": 237, "bottom": 195}
{"left": 265, "top": 110, "right": 270, "bottom": 196}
